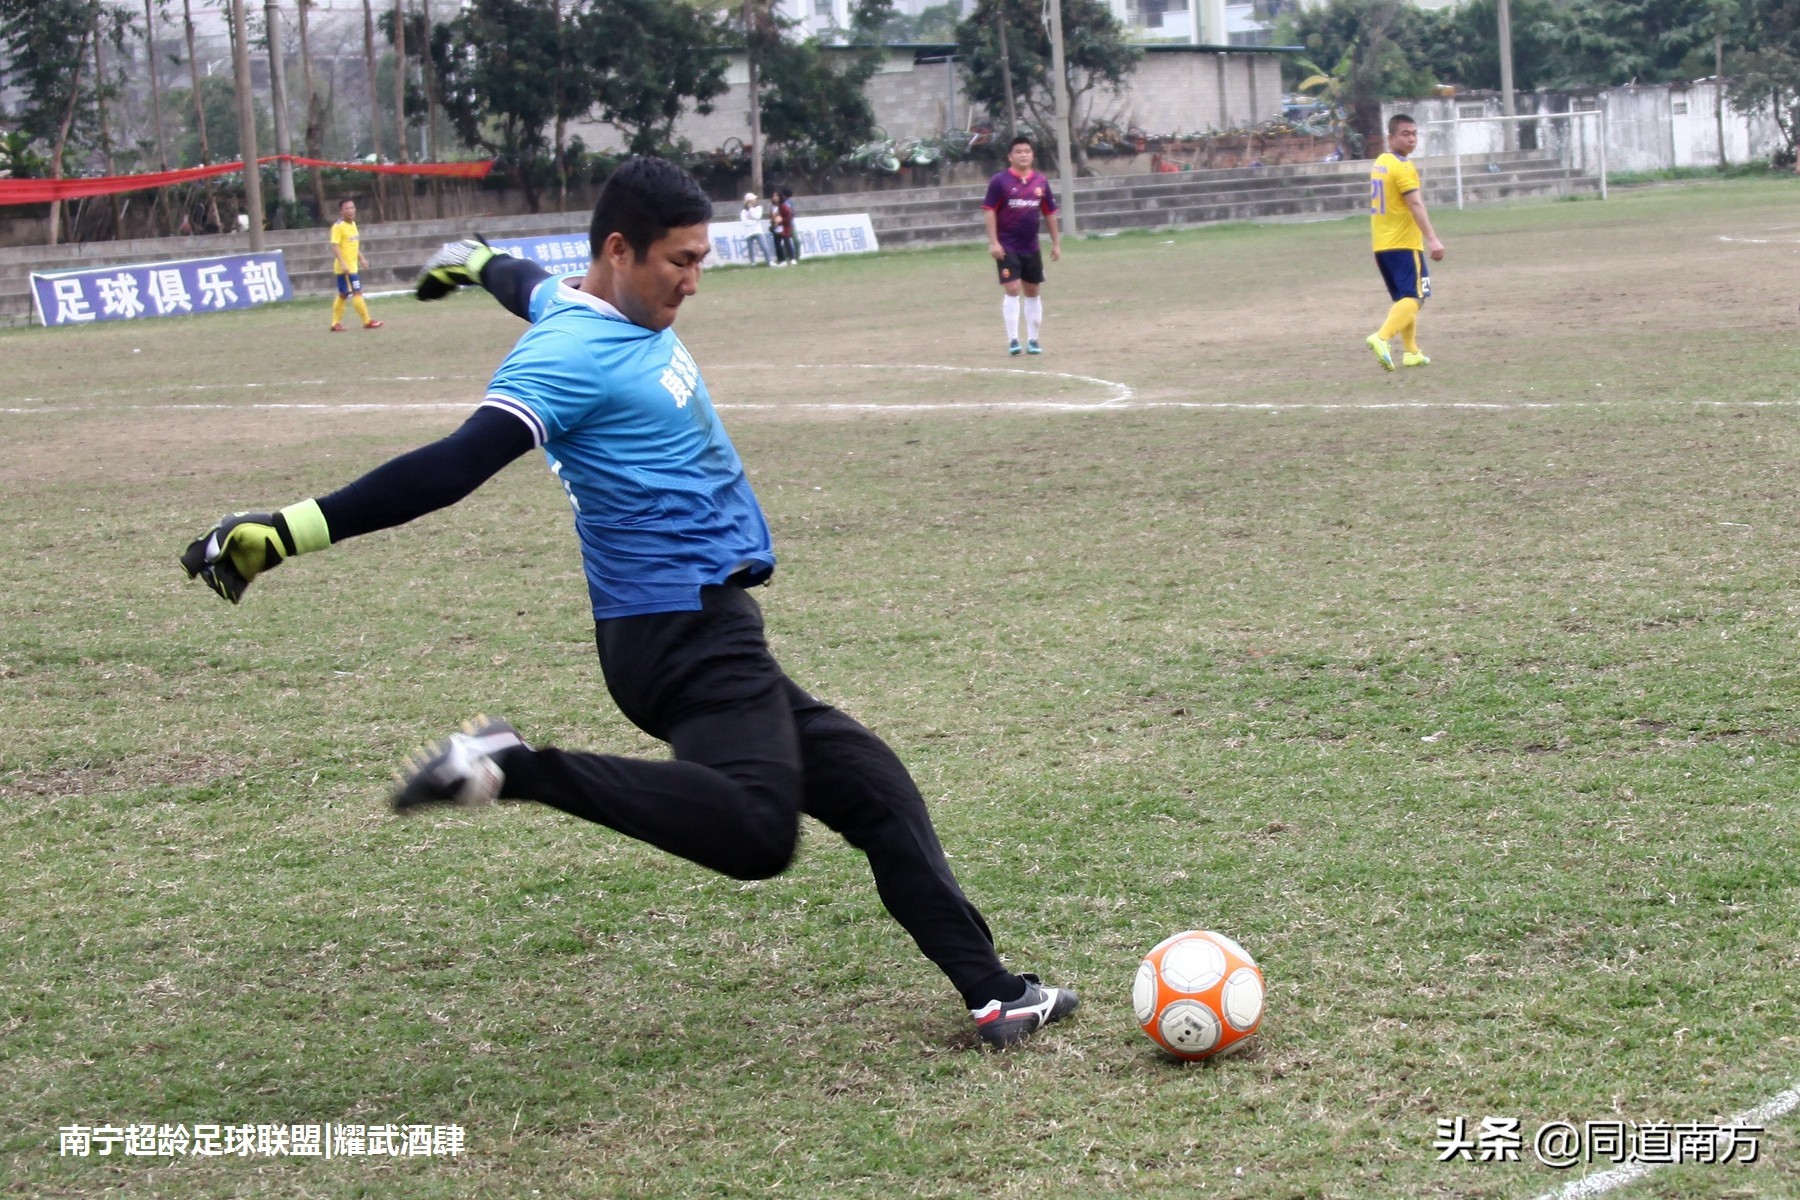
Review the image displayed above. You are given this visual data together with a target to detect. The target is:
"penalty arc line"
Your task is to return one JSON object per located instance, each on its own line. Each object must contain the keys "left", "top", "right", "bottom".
{"left": 710, "top": 361, "right": 1137, "bottom": 406}
{"left": 1527, "top": 1081, "right": 1799, "bottom": 1200}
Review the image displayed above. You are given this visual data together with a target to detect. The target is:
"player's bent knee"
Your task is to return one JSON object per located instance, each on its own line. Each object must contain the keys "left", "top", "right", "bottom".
{"left": 723, "top": 820, "right": 799, "bottom": 880}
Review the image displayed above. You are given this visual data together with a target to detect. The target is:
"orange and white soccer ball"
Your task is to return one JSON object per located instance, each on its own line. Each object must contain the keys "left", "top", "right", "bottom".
{"left": 1133, "top": 929, "right": 1265, "bottom": 1060}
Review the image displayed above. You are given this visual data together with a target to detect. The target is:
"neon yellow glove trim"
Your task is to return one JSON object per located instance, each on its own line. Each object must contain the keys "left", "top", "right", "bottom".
{"left": 279, "top": 499, "right": 332, "bottom": 555}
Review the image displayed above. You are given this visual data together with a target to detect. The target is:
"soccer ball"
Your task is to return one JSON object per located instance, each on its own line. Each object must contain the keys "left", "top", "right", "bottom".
{"left": 1133, "top": 929, "right": 1265, "bottom": 1061}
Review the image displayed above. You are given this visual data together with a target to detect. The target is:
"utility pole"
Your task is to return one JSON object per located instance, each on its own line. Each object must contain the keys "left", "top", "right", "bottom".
{"left": 362, "top": 0, "right": 388, "bottom": 219}
{"left": 1046, "top": 0, "right": 1075, "bottom": 232}
{"left": 229, "top": 0, "right": 266, "bottom": 248}
{"left": 393, "top": 0, "right": 415, "bottom": 219}
{"left": 422, "top": 0, "right": 444, "bottom": 216}
{"left": 143, "top": 0, "right": 173, "bottom": 234}
{"left": 92, "top": 2, "right": 123, "bottom": 236}
{"left": 1715, "top": 32, "right": 1728, "bottom": 168}
{"left": 143, "top": 0, "right": 170, "bottom": 171}
{"left": 296, "top": 0, "right": 329, "bottom": 220}
{"left": 744, "top": 0, "right": 763, "bottom": 199}
{"left": 265, "top": 0, "right": 297, "bottom": 211}
{"left": 1497, "top": 0, "right": 1517, "bottom": 151}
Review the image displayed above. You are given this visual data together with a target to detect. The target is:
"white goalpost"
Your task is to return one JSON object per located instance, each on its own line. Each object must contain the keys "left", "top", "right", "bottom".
{"left": 1425, "top": 108, "right": 1608, "bottom": 210}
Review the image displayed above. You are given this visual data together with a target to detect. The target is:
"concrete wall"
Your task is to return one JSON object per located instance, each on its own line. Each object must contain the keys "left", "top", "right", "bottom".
{"left": 1114, "top": 48, "right": 1284, "bottom": 135}
{"left": 1385, "top": 82, "right": 1785, "bottom": 176}
{"left": 570, "top": 44, "right": 1287, "bottom": 155}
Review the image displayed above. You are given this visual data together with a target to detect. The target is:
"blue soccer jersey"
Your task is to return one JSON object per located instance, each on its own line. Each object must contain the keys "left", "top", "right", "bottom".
{"left": 482, "top": 283, "right": 775, "bottom": 619}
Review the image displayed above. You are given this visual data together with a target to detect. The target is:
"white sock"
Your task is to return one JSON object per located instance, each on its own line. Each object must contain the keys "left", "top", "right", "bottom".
{"left": 1002, "top": 294, "right": 1021, "bottom": 342}
{"left": 1024, "top": 296, "right": 1043, "bottom": 342}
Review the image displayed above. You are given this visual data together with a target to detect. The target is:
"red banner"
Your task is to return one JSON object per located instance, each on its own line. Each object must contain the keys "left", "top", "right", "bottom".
{"left": 0, "top": 155, "right": 498, "bottom": 205}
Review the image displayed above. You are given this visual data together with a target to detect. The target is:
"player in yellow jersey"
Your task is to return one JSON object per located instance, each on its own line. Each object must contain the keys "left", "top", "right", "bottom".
{"left": 328, "top": 199, "right": 384, "bottom": 332}
{"left": 1367, "top": 114, "right": 1444, "bottom": 370}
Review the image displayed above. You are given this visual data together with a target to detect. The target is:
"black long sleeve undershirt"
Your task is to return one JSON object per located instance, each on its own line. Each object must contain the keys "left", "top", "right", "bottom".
{"left": 311, "top": 253, "right": 558, "bottom": 543}
{"left": 479, "top": 253, "right": 554, "bottom": 322}
{"left": 313, "top": 406, "right": 535, "bottom": 542}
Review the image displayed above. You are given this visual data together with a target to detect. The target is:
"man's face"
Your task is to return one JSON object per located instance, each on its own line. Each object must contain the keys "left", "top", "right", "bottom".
{"left": 1388, "top": 123, "right": 1419, "bottom": 157}
{"left": 604, "top": 223, "right": 711, "bottom": 331}
{"left": 1008, "top": 142, "right": 1034, "bottom": 172}
{"left": 340, "top": 201, "right": 356, "bottom": 222}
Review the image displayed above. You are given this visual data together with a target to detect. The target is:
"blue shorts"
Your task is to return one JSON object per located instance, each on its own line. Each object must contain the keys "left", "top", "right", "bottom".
{"left": 334, "top": 273, "right": 361, "bottom": 297}
{"left": 1374, "top": 250, "right": 1430, "bottom": 304}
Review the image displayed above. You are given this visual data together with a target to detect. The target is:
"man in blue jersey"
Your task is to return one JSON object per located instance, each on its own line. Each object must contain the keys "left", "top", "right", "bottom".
{"left": 178, "top": 157, "right": 1077, "bottom": 1050}
{"left": 981, "top": 136, "right": 1061, "bottom": 356}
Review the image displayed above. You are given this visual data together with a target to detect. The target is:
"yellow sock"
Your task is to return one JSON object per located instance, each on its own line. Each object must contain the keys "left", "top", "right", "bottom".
{"left": 351, "top": 295, "right": 372, "bottom": 325}
{"left": 331, "top": 295, "right": 345, "bottom": 326}
{"left": 1401, "top": 314, "right": 1420, "bottom": 354}
{"left": 1378, "top": 298, "right": 1419, "bottom": 342}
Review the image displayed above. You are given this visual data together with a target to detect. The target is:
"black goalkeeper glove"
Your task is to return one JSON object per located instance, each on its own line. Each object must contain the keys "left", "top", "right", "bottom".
{"left": 415, "top": 235, "right": 496, "bottom": 301}
{"left": 179, "top": 499, "right": 331, "bottom": 604}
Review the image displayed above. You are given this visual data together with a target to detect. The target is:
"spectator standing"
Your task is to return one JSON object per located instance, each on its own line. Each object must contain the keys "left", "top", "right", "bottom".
{"left": 740, "top": 192, "right": 775, "bottom": 266}
{"left": 771, "top": 189, "right": 799, "bottom": 267}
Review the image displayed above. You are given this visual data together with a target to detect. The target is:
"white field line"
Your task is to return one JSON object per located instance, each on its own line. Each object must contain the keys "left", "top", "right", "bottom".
{"left": 1528, "top": 1081, "right": 1800, "bottom": 1200}
{"left": 13, "top": 396, "right": 1800, "bottom": 417}
{"left": 7, "top": 361, "right": 1800, "bottom": 416}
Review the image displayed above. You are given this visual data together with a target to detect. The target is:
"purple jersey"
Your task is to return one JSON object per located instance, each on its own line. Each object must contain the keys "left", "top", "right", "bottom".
{"left": 983, "top": 169, "right": 1058, "bottom": 255}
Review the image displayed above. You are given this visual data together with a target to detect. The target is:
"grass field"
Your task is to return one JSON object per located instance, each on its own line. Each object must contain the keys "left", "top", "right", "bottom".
{"left": 3, "top": 177, "right": 1798, "bottom": 1200}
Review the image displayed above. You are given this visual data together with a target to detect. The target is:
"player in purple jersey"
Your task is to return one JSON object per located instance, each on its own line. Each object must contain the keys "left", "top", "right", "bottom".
{"left": 982, "top": 137, "right": 1062, "bottom": 355}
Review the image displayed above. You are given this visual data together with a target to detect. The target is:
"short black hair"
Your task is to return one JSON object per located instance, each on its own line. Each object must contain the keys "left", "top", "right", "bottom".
{"left": 589, "top": 157, "right": 713, "bottom": 262}
{"left": 338, "top": 198, "right": 354, "bottom": 210}
{"left": 1388, "top": 113, "right": 1416, "bottom": 134}
{"left": 1009, "top": 136, "right": 1034, "bottom": 152}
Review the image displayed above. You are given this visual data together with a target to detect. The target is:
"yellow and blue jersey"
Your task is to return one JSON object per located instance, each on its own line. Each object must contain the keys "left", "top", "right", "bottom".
{"left": 481, "top": 285, "right": 775, "bottom": 619}
{"left": 1370, "top": 153, "right": 1423, "bottom": 252}
{"left": 329, "top": 219, "right": 361, "bottom": 275}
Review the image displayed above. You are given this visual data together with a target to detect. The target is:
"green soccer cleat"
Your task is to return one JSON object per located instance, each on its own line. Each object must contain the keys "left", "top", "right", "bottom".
{"left": 1402, "top": 350, "right": 1431, "bottom": 368}
{"left": 1366, "top": 333, "right": 1395, "bottom": 372}
{"left": 1008, "top": 339, "right": 1022, "bottom": 356}
{"left": 1026, "top": 339, "right": 1042, "bottom": 355}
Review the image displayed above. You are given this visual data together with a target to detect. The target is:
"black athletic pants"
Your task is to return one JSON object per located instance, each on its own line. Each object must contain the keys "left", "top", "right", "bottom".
{"left": 495, "top": 583, "right": 1005, "bottom": 995}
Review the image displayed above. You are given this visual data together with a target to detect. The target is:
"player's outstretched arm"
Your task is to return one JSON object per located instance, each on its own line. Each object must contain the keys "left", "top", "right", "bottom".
{"left": 179, "top": 408, "right": 535, "bottom": 604}
{"left": 416, "top": 236, "right": 554, "bottom": 321}
{"left": 179, "top": 503, "right": 329, "bottom": 604}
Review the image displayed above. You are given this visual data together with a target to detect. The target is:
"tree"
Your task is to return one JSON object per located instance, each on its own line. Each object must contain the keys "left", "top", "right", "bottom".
{"left": 295, "top": 0, "right": 330, "bottom": 219}
{"left": 955, "top": 0, "right": 1139, "bottom": 173}
{"left": 1725, "top": 0, "right": 1800, "bottom": 164}
{"left": 1279, "top": 0, "right": 1437, "bottom": 156}
{"left": 167, "top": 73, "right": 272, "bottom": 164}
{"left": 1553, "top": 0, "right": 1722, "bottom": 86}
{"left": 430, "top": 0, "right": 569, "bottom": 211}
{"left": 873, "top": 1, "right": 960, "bottom": 43}
{"left": 752, "top": 0, "right": 888, "bottom": 173}
{"left": 1421, "top": 0, "right": 1564, "bottom": 92}
{"left": 581, "top": 0, "right": 730, "bottom": 156}
{"left": 0, "top": 0, "right": 99, "bottom": 242}
{"left": 0, "top": 0, "right": 97, "bottom": 157}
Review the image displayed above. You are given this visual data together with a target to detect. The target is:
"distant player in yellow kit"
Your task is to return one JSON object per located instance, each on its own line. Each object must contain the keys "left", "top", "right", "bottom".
{"left": 329, "top": 199, "right": 384, "bottom": 332}
{"left": 1367, "top": 114, "right": 1443, "bottom": 370}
